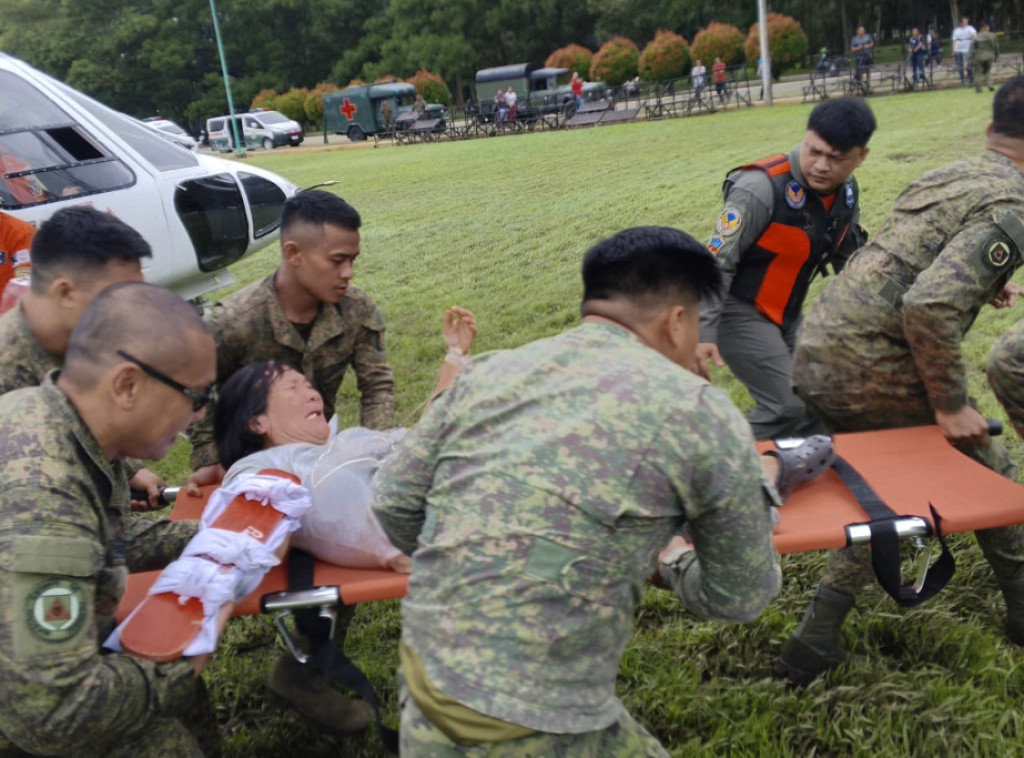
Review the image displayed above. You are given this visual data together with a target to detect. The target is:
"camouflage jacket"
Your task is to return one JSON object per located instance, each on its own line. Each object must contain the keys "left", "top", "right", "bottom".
{"left": 0, "top": 304, "right": 59, "bottom": 397}
{"left": 190, "top": 273, "right": 395, "bottom": 469}
{"left": 0, "top": 376, "right": 198, "bottom": 757}
{"left": 373, "top": 321, "right": 781, "bottom": 733}
{"left": 796, "top": 150, "right": 1024, "bottom": 412}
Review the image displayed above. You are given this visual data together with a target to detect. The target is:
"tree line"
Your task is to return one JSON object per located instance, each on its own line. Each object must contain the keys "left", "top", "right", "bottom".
{"left": 0, "top": 0, "right": 1018, "bottom": 130}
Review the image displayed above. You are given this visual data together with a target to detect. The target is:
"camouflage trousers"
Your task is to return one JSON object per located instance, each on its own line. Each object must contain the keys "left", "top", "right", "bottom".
{"left": 0, "top": 678, "right": 220, "bottom": 758}
{"left": 399, "top": 687, "right": 669, "bottom": 758}
{"left": 797, "top": 384, "right": 1024, "bottom": 595}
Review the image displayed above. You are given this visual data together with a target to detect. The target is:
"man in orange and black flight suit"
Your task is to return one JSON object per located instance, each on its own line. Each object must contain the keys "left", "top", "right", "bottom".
{"left": 695, "top": 97, "right": 876, "bottom": 440}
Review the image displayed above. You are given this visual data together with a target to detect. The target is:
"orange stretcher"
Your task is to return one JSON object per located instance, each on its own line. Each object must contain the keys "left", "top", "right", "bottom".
{"left": 117, "top": 425, "right": 1024, "bottom": 623}
{"left": 117, "top": 486, "right": 409, "bottom": 624}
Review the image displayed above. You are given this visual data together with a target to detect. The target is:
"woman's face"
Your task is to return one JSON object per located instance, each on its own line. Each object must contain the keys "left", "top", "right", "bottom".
{"left": 251, "top": 368, "right": 331, "bottom": 447}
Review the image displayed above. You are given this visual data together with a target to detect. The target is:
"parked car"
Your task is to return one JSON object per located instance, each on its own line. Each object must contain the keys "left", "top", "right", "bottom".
{"left": 141, "top": 117, "right": 198, "bottom": 150}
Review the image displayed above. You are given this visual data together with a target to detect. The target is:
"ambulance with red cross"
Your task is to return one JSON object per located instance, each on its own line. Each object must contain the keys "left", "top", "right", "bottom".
{"left": 323, "top": 83, "right": 445, "bottom": 142}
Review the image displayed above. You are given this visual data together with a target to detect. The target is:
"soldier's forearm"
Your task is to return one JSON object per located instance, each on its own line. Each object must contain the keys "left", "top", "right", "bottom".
{"left": 125, "top": 518, "right": 199, "bottom": 572}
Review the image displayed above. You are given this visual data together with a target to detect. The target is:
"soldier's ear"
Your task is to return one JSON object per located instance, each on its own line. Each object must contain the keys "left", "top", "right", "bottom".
{"left": 48, "top": 276, "right": 75, "bottom": 308}
{"left": 986, "top": 122, "right": 995, "bottom": 137}
{"left": 109, "top": 362, "right": 141, "bottom": 410}
{"left": 282, "top": 239, "right": 303, "bottom": 266}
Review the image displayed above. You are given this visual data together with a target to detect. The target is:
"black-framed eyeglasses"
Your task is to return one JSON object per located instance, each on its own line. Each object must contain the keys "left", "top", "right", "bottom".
{"left": 116, "top": 350, "right": 214, "bottom": 412}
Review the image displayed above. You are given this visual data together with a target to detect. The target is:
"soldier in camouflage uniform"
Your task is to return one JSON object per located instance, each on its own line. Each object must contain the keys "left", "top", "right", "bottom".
{"left": 373, "top": 227, "right": 783, "bottom": 756}
{"left": 777, "top": 76, "right": 1024, "bottom": 684}
{"left": 0, "top": 283, "right": 220, "bottom": 757}
{"left": 988, "top": 320, "right": 1024, "bottom": 438}
{"left": 187, "top": 191, "right": 392, "bottom": 735}
{"left": 0, "top": 207, "right": 172, "bottom": 510}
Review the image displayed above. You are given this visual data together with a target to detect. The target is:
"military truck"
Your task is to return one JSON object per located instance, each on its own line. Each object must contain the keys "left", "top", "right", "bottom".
{"left": 474, "top": 63, "right": 607, "bottom": 121}
{"left": 323, "top": 83, "right": 445, "bottom": 141}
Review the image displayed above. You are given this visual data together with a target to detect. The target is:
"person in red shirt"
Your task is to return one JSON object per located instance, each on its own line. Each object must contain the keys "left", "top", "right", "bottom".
{"left": 0, "top": 211, "right": 34, "bottom": 311}
{"left": 712, "top": 57, "right": 728, "bottom": 104}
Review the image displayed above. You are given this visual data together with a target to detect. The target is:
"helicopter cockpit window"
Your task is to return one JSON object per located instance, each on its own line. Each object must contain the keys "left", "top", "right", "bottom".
{"left": 0, "top": 70, "right": 136, "bottom": 209}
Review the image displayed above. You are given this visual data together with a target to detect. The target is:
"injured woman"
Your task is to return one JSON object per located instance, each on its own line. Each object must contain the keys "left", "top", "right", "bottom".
{"left": 210, "top": 306, "right": 480, "bottom": 573}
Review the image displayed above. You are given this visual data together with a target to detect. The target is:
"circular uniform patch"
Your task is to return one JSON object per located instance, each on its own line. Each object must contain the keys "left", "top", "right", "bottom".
{"left": 25, "top": 579, "right": 86, "bottom": 643}
{"left": 785, "top": 181, "right": 806, "bottom": 209}
{"left": 986, "top": 239, "right": 1014, "bottom": 269}
{"left": 717, "top": 207, "right": 742, "bottom": 237}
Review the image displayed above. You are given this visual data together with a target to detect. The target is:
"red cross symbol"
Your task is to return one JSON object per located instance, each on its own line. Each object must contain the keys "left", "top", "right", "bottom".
{"left": 339, "top": 98, "right": 358, "bottom": 120}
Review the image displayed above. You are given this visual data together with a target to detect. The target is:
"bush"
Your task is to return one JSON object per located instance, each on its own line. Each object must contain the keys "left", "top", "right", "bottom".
{"left": 545, "top": 44, "right": 593, "bottom": 80}
{"left": 304, "top": 82, "right": 341, "bottom": 127}
{"left": 590, "top": 36, "right": 640, "bottom": 86}
{"left": 691, "top": 22, "right": 745, "bottom": 66}
{"left": 274, "top": 87, "right": 309, "bottom": 125}
{"left": 250, "top": 88, "right": 278, "bottom": 110}
{"left": 406, "top": 69, "right": 452, "bottom": 105}
{"left": 347, "top": 78, "right": 366, "bottom": 87}
{"left": 639, "top": 30, "right": 692, "bottom": 81}
{"left": 745, "top": 13, "right": 809, "bottom": 75}
{"left": 373, "top": 74, "right": 400, "bottom": 84}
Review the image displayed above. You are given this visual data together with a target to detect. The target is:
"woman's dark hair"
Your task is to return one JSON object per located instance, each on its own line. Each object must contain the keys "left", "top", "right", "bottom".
{"left": 214, "top": 360, "right": 290, "bottom": 470}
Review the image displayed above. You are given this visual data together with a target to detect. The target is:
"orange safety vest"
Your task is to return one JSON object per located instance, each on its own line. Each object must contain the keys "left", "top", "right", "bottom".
{"left": 726, "top": 154, "right": 857, "bottom": 328}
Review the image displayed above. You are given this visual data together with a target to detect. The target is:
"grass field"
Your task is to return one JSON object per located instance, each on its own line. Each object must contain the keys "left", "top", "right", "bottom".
{"left": 155, "top": 88, "right": 1024, "bottom": 756}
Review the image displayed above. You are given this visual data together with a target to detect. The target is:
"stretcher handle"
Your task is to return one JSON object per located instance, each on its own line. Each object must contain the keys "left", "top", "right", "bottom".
{"left": 129, "top": 486, "right": 180, "bottom": 506}
{"left": 845, "top": 516, "right": 931, "bottom": 546}
{"left": 261, "top": 586, "right": 341, "bottom": 613}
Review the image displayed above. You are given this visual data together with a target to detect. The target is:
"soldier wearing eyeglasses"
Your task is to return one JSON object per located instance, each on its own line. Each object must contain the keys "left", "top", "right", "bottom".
{"left": 0, "top": 282, "right": 223, "bottom": 757}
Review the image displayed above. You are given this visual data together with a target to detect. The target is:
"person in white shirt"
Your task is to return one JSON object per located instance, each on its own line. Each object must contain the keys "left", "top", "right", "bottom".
{"left": 953, "top": 17, "right": 978, "bottom": 84}
{"left": 692, "top": 59, "right": 707, "bottom": 101}
{"left": 505, "top": 86, "right": 519, "bottom": 121}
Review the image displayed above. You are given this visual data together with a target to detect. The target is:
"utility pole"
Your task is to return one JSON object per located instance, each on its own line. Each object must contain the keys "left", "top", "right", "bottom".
{"left": 209, "top": 0, "right": 245, "bottom": 158}
{"left": 758, "top": 0, "right": 773, "bottom": 105}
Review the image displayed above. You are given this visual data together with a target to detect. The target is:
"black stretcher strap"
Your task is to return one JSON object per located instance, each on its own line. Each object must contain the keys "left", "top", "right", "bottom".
{"left": 831, "top": 457, "right": 955, "bottom": 607}
{"left": 288, "top": 548, "right": 399, "bottom": 753}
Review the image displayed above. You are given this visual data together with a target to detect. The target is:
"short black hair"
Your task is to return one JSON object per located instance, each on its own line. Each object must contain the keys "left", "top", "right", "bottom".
{"left": 806, "top": 97, "right": 876, "bottom": 152}
{"left": 63, "top": 282, "right": 209, "bottom": 388}
{"left": 993, "top": 76, "right": 1024, "bottom": 139}
{"left": 30, "top": 206, "right": 151, "bottom": 294}
{"left": 581, "top": 226, "right": 722, "bottom": 308}
{"left": 214, "top": 360, "right": 290, "bottom": 470}
{"left": 280, "top": 190, "right": 361, "bottom": 238}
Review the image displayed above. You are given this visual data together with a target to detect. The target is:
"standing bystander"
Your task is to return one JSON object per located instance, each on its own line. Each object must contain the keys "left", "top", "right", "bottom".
{"left": 953, "top": 17, "right": 978, "bottom": 84}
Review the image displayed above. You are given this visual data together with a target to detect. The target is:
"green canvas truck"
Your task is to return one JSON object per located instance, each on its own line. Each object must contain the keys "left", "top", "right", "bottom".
{"left": 323, "top": 83, "right": 445, "bottom": 141}
{"left": 474, "top": 63, "right": 607, "bottom": 121}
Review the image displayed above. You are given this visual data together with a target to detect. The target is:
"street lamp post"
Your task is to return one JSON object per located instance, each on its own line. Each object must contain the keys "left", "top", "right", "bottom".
{"left": 209, "top": 0, "right": 245, "bottom": 158}
{"left": 758, "top": 0, "right": 773, "bottom": 105}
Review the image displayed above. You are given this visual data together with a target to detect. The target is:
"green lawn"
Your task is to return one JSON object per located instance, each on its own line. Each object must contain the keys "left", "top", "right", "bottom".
{"left": 159, "top": 88, "right": 1024, "bottom": 756}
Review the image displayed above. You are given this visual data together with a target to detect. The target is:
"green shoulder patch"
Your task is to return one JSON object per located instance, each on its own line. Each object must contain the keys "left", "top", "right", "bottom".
{"left": 986, "top": 238, "right": 1015, "bottom": 269}
{"left": 25, "top": 578, "right": 87, "bottom": 643}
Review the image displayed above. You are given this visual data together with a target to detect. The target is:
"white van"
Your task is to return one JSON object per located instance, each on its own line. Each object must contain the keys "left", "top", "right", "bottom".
{"left": 0, "top": 53, "right": 300, "bottom": 301}
{"left": 207, "top": 110, "right": 304, "bottom": 152}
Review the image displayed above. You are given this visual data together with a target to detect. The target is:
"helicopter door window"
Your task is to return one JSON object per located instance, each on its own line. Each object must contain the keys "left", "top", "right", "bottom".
{"left": 238, "top": 172, "right": 287, "bottom": 239}
{"left": 174, "top": 173, "right": 249, "bottom": 272}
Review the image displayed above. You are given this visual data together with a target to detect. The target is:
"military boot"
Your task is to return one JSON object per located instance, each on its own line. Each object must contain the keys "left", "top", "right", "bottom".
{"left": 996, "top": 577, "right": 1024, "bottom": 646}
{"left": 267, "top": 654, "right": 373, "bottom": 735}
{"left": 775, "top": 586, "right": 855, "bottom": 684}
